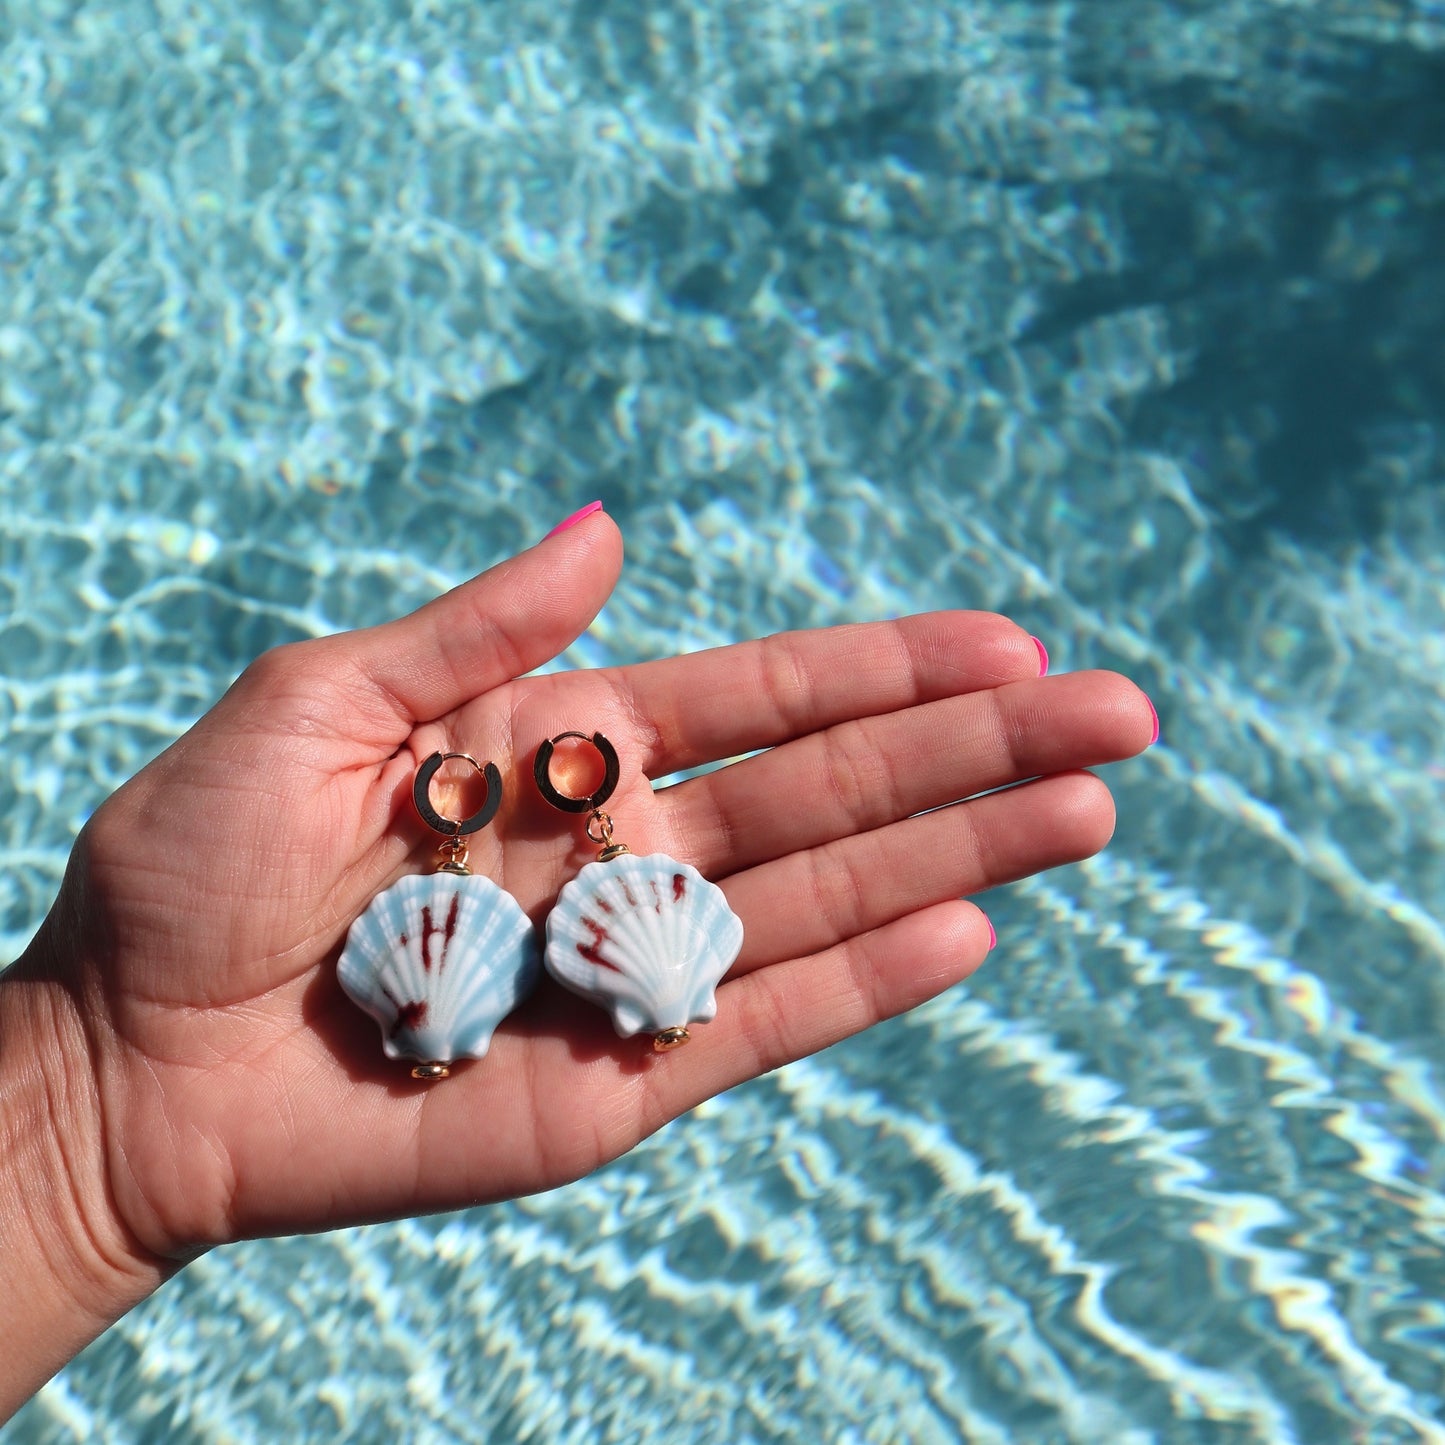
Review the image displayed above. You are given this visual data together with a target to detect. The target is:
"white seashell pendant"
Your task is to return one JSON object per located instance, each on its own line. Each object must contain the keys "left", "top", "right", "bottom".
{"left": 544, "top": 852, "right": 743, "bottom": 1050}
{"left": 338, "top": 871, "right": 539, "bottom": 1074}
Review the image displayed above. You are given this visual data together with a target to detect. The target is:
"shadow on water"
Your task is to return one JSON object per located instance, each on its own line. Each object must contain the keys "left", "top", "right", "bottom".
{"left": 1044, "top": 23, "right": 1445, "bottom": 553}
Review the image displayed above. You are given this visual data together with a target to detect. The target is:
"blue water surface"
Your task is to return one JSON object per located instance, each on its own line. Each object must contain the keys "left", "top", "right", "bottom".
{"left": 2, "top": 0, "right": 1443, "bottom": 1440}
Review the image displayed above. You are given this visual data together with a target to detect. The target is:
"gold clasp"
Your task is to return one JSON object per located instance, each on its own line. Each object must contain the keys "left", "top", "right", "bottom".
{"left": 586, "top": 808, "right": 631, "bottom": 862}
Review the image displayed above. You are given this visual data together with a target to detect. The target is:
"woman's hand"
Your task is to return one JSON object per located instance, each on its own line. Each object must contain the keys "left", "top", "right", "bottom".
{"left": 1, "top": 509, "right": 1153, "bottom": 1411}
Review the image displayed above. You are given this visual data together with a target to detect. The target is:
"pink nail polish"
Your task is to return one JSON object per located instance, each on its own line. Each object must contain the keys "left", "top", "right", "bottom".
{"left": 985, "top": 916, "right": 997, "bottom": 951}
{"left": 1031, "top": 636, "right": 1049, "bottom": 676}
{"left": 544, "top": 500, "right": 603, "bottom": 539}
{"left": 1146, "top": 696, "right": 1160, "bottom": 746}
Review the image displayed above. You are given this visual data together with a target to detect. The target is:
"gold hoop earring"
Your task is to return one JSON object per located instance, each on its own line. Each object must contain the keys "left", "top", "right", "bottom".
{"left": 337, "top": 752, "right": 538, "bottom": 1080}
{"left": 534, "top": 731, "right": 742, "bottom": 1052}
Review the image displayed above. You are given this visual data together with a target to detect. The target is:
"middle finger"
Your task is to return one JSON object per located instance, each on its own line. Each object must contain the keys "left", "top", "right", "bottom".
{"left": 657, "top": 670, "right": 1153, "bottom": 876}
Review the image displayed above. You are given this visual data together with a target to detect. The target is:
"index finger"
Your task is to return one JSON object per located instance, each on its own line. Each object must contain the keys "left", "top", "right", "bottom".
{"left": 613, "top": 611, "right": 1044, "bottom": 778}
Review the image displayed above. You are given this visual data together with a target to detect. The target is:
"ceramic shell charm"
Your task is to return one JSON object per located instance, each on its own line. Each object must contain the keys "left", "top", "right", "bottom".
{"left": 337, "top": 752, "right": 539, "bottom": 1079}
{"left": 535, "top": 732, "right": 744, "bottom": 1051}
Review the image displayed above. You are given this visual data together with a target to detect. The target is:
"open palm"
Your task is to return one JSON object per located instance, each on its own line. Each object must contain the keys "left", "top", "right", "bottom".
{"left": 28, "top": 512, "right": 1152, "bottom": 1266}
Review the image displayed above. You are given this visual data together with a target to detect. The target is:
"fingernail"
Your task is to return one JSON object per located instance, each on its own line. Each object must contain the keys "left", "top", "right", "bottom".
{"left": 545, "top": 501, "right": 603, "bottom": 539}
{"left": 1145, "top": 695, "right": 1160, "bottom": 746}
{"left": 1030, "top": 636, "right": 1049, "bottom": 676}
{"left": 985, "top": 916, "right": 997, "bottom": 951}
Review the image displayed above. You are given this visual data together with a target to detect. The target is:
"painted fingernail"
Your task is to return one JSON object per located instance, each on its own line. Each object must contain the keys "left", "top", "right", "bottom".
{"left": 1031, "top": 636, "right": 1049, "bottom": 675}
{"left": 544, "top": 500, "right": 603, "bottom": 539}
{"left": 985, "top": 916, "right": 997, "bottom": 951}
{"left": 1145, "top": 695, "right": 1160, "bottom": 746}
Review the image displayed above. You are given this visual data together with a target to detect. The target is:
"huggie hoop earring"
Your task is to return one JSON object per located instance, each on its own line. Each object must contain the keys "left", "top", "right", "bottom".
{"left": 532, "top": 731, "right": 628, "bottom": 860}
{"left": 411, "top": 751, "right": 505, "bottom": 877}
{"left": 534, "top": 731, "right": 743, "bottom": 1053}
{"left": 336, "top": 751, "right": 539, "bottom": 1080}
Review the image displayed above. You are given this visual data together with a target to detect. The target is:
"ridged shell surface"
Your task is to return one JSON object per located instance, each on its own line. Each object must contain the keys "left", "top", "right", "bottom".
{"left": 338, "top": 872, "right": 539, "bottom": 1065}
{"left": 545, "top": 853, "right": 743, "bottom": 1038}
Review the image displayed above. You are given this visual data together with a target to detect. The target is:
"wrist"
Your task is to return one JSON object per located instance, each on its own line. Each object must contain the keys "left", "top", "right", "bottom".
{"left": 0, "top": 944, "right": 167, "bottom": 1422}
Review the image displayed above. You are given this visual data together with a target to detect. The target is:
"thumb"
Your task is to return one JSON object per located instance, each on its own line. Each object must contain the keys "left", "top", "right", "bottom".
{"left": 324, "top": 505, "right": 622, "bottom": 728}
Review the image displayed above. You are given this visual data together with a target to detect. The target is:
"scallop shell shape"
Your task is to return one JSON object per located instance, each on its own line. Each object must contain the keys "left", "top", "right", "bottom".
{"left": 338, "top": 872, "right": 539, "bottom": 1066}
{"left": 545, "top": 853, "right": 744, "bottom": 1039}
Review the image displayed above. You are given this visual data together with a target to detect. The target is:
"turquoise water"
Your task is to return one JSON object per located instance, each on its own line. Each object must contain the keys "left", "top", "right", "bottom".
{"left": 3, "top": 0, "right": 1444, "bottom": 1439}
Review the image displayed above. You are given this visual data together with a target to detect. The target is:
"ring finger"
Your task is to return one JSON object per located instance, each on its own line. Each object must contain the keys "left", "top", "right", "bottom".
{"left": 719, "top": 769, "right": 1115, "bottom": 975}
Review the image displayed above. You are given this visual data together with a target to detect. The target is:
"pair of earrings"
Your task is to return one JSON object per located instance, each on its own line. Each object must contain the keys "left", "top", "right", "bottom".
{"left": 336, "top": 733, "right": 744, "bottom": 1079}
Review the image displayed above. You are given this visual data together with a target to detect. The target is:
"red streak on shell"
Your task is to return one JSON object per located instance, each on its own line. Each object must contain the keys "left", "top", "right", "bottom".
{"left": 381, "top": 986, "right": 429, "bottom": 1038}
{"left": 415, "top": 894, "right": 461, "bottom": 972}
{"left": 577, "top": 916, "right": 621, "bottom": 971}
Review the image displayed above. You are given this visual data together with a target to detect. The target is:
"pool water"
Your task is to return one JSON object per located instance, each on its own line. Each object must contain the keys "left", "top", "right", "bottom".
{"left": 3, "top": 1, "right": 1443, "bottom": 1440}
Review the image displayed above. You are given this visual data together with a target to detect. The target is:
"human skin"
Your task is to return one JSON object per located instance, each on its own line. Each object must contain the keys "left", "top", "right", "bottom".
{"left": 0, "top": 510, "right": 1155, "bottom": 1419}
